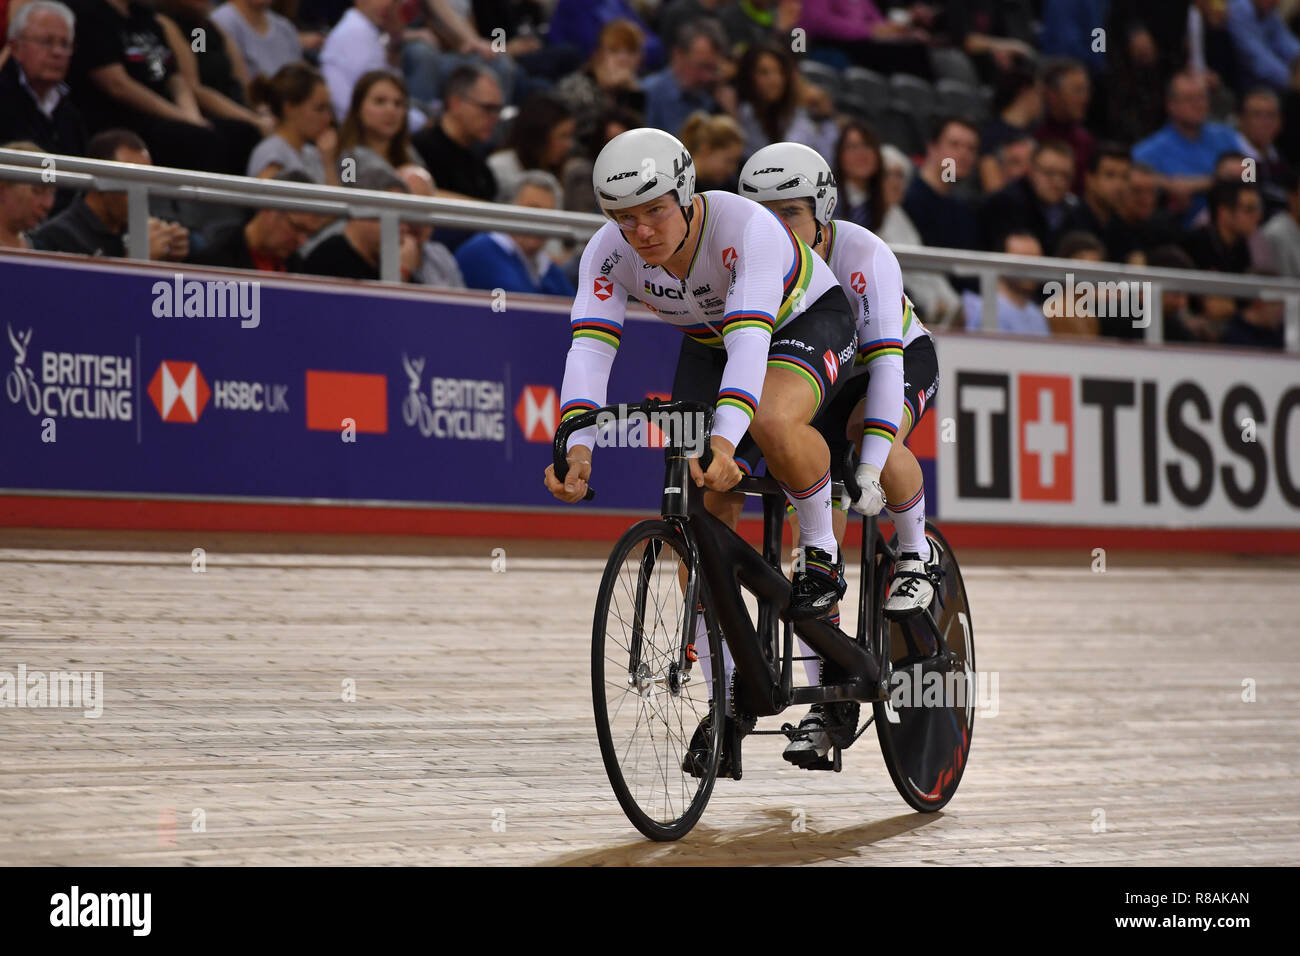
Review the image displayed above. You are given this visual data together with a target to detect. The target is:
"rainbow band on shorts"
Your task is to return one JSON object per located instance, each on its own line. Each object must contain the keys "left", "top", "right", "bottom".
{"left": 766, "top": 354, "right": 825, "bottom": 417}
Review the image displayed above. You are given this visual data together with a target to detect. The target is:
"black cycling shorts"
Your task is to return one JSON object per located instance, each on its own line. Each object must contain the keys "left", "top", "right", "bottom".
{"left": 814, "top": 333, "right": 940, "bottom": 454}
{"left": 671, "top": 285, "right": 858, "bottom": 474}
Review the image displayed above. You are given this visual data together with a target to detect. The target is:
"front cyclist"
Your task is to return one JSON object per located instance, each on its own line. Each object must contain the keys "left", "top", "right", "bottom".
{"left": 544, "top": 127, "right": 858, "bottom": 622}
{"left": 737, "top": 142, "right": 941, "bottom": 766}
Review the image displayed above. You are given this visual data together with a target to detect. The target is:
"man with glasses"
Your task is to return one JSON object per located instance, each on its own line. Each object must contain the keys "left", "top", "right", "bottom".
{"left": 643, "top": 19, "right": 727, "bottom": 138}
{"left": 979, "top": 139, "right": 1078, "bottom": 253}
{"left": 0, "top": 1, "right": 86, "bottom": 180}
{"left": 411, "top": 63, "right": 501, "bottom": 207}
{"left": 188, "top": 170, "right": 325, "bottom": 272}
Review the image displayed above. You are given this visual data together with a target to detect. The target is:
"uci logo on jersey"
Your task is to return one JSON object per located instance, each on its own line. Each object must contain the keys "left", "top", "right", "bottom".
{"left": 644, "top": 280, "right": 684, "bottom": 300}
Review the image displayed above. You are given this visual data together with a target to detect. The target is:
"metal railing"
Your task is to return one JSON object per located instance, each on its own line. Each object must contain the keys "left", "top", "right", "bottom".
{"left": 3, "top": 147, "right": 1298, "bottom": 351}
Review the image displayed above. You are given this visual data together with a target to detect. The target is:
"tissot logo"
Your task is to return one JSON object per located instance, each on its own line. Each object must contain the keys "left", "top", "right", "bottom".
{"left": 148, "top": 361, "right": 210, "bottom": 423}
{"left": 1019, "top": 375, "right": 1073, "bottom": 501}
{"left": 593, "top": 276, "right": 614, "bottom": 300}
{"left": 515, "top": 385, "right": 559, "bottom": 442}
{"left": 850, "top": 271, "right": 867, "bottom": 294}
{"left": 956, "top": 371, "right": 1073, "bottom": 501}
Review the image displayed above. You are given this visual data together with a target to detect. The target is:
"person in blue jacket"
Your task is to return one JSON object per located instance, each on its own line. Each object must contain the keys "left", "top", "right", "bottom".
{"left": 455, "top": 170, "right": 576, "bottom": 296}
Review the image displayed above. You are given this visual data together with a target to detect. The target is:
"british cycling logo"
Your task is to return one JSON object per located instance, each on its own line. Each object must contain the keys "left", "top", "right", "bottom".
{"left": 49, "top": 886, "right": 150, "bottom": 936}
{"left": 6, "top": 324, "right": 133, "bottom": 421}
{"left": 593, "top": 276, "right": 614, "bottom": 301}
{"left": 402, "top": 353, "right": 504, "bottom": 441}
{"left": 151, "top": 272, "right": 260, "bottom": 329}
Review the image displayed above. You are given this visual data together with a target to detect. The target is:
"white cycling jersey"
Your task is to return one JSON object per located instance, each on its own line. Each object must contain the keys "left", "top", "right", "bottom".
{"left": 824, "top": 218, "right": 931, "bottom": 473}
{"left": 560, "top": 190, "right": 841, "bottom": 451}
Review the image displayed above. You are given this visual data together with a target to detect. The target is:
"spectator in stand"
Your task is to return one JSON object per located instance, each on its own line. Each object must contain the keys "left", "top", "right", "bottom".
{"left": 337, "top": 71, "right": 426, "bottom": 184}
{"left": 878, "top": 142, "right": 963, "bottom": 329}
{"left": 1102, "top": 6, "right": 1178, "bottom": 148}
{"left": 1048, "top": 230, "right": 1106, "bottom": 337}
{"left": 1181, "top": 179, "right": 1283, "bottom": 348}
{"left": 962, "top": 232, "right": 1050, "bottom": 335}
{"left": 210, "top": 0, "right": 303, "bottom": 82}
{"left": 1132, "top": 70, "right": 1240, "bottom": 221}
{"left": 1262, "top": 167, "right": 1300, "bottom": 276}
{"left": 990, "top": 132, "right": 1035, "bottom": 190}
{"left": 1225, "top": 0, "right": 1300, "bottom": 93}
{"left": 64, "top": 0, "right": 235, "bottom": 173}
{"left": 247, "top": 63, "right": 338, "bottom": 183}
{"left": 395, "top": 162, "right": 464, "bottom": 288}
{"left": 1235, "top": 86, "right": 1293, "bottom": 213}
{"left": 188, "top": 169, "right": 322, "bottom": 270}
{"left": 0, "top": 140, "right": 55, "bottom": 249}
{"left": 560, "top": 104, "right": 640, "bottom": 215}
{"left": 0, "top": 1, "right": 86, "bottom": 166}
{"left": 1187, "top": 0, "right": 1239, "bottom": 90}
{"left": 642, "top": 19, "right": 728, "bottom": 138}
{"left": 720, "top": 0, "right": 803, "bottom": 56}
{"left": 1034, "top": 57, "right": 1094, "bottom": 195}
{"left": 553, "top": 18, "right": 646, "bottom": 151}
{"left": 299, "top": 163, "right": 417, "bottom": 280}
{"left": 902, "top": 115, "right": 981, "bottom": 250}
{"left": 979, "top": 139, "right": 1078, "bottom": 254}
{"left": 157, "top": 0, "right": 268, "bottom": 174}
{"left": 833, "top": 120, "right": 884, "bottom": 232}
{"left": 734, "top": 41, "right": 836, "bottom": 161}
{"left": 454, "top": 170, "right": 575, "bottom": 296}
{"left": 1066, "top": 142, "right": 1131, "bottom": 261}
{"left": 488, "top": 92, "right": 575, "bottom": 202}
{"left": 978, "top": 59, "right": 1041, "bottom": 193}
{"left": 1114, "top": 160, "right": 1183, "bottom": 260}
{"left": 657, "top": 0, "right": 726, "bottom": 54}
{"left": 680, "top": 110, "right": 744, "bottom": 191}
{"left": 1146, "top": 244, "right": 1220, "bottom": 343}
{"left": 319, "top": 0, "right": 427, "bottom": 128}
{"left": 29, "top": 128, "right": 189, "bottom": 258}
{"left": 942, "top": 0, "right": 1037, "bottom": 84}
{"left": 547, "top": 0, "right": 664, "bottom": 72}
{"left": 465, "top": 0, "right": 581, "bottom": 85}
{"left": 403, "top": 0, "right": 520, "bottom": 105}
{"left": 799, "top": 0, "right": 935, "bottom": 79}
{"left": 1039, "top": 0, "right": 1108, "bottom": 77}
{"left": 410, "top": 64, "right": 499, "bottom": 202}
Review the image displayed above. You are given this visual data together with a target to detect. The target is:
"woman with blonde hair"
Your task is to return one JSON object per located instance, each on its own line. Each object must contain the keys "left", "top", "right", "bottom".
{"left": 680, "top": 111, "right": 745, "bottom": 192}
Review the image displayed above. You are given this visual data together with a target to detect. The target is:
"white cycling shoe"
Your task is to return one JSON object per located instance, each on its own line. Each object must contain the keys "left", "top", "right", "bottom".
{"left": 781, "top": 704, "right": 831, "bottom": 767}
{"left": 884, "top": 541, "right": 937, "bottom": 619}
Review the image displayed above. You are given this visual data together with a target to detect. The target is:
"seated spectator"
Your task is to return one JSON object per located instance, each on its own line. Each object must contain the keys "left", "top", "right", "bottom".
{"left": 1235, "top": 85, "right": 1293, "bottom": 214}
{"left": 657, "top": 0, "right": 726, "bottom": 54}
{"left": 464, "top": 0, "right": 580, "bottom": 85}
{"left": 0, "top": 140, "right": 55, "bottom": 248}
{"left": 833, "top": 121, "right": 884, "bottom": 232}
{"left": 1103, "top": 5, "right": 1175, "bottom": 147}
{"left": 903, "top": 115, "right": 981, "bottom": 250}
{"left": 396, "top": 163, "right": 464, "bottom": 288}
{"left": 1262, "top": 167, "right": 1300, "bottom": 276}
{"left": 1132, "top": 70, "right": 1240, "bottom": 221}
{"left": 299, "top": 163, "right": 415, "bottom": 280}
{"left": 990, "top": 132, "right": 1036, "bottom": 193}
{"left": 157, "top": 0, "right": 268, "bottom": 173}
{"left": 720, "top": 0, "right": 804, "bottom": 56}
{"left": 411, "top": 64, "right": 500, "bottom": 204}
{"left": 942, "top": 0, "right": 1037, "bottom": 84}
{"left": 962, "top": 232, "right": 1050, "bottom": 335}
{"left": 679, "top": 110, "right": 744, "bottom": 192}
{"left": 1049, "top": 230, "right": 1105, "bottom": 336}
{"left": 247, "top": 62, "right": 338, "bottom": 183}
{"left": 553, "top": 18, "right": 646, "bottom": 150}
{"left": 188, "top": 169, "right": 321, "bottom": 270}
{"left": 454, "top": 171, "right": 576, "bottom": 296}
{"left": 735, "top": 41, "right": 836, "bottom": 162}
{"left": 642, "top": 19, "right": 727, "bottom": 138}
{"left": 64, "top": 0, "right": 236, "bottom": 173}
{"left": 401, "top": 0, "right": 520, "bottom": 106}
{"left": 979, "top": 139, "right": 1078, "bottom": 254}
{"left": 547, "top": 0, "right": 664, "bottom": 72}
{"left": 1034, "top": 57, "right": 1094, "bottom": 195}
{"left": 0, "top": 1, "right": 87, "bottom": 169}
{"left": 1145, "top": 244, "right": 1220, "bottom": 343}
{"left": 1066, "top": 142, "right": 1130, "bottom": 260}
{"left": 319, "top": 0, "right": 431, "bottom": 129}
{"left": 29, "top": 128, "right": 189, "bottom": 258}
{"left": 978, "top": 59, "right": 1041, "bottom": 193}
{"left": 799, "top": 0, "right": 935, "bottom": 78}
{"left": 1181, "top": 179, "right": 1283, "bottom": 349}
{"left": 561, "top": 104, "right": 639, "bottom": 215}
{"left": 1225, "top": 0, "right": 1300, "bottom": 93}
{"left": 210, "top": 0, "right": 304, "bottom": 83}
{"left": 878, "top": 142, "right": 963, "bottom": 329}
{"left": 1055, "top": 229, "right": 1105, "bottom": 261}
{"left": 488, "top": 92, "right": 576, "bottom": 203}
{"left": 1114, "top": 161, "right": 1183, "bottom": 260}
{"left": 338, "top": 70, "right": 425, "bottom": 183}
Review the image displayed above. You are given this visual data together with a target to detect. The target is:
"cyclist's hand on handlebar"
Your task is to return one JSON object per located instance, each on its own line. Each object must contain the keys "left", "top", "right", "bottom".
{"left": 545, "top": 447, "right": 592, "bottom": 503}
{"left": 689, "top": 437, "right": 742, "bottom": 492}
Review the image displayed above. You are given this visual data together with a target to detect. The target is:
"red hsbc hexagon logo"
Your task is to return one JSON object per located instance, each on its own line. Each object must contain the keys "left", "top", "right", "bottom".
{"left": 850, "top": 271, "right": 867, "bottom": 294}
{"left": 722, "top": 247, "right": 738, "bottom": 270}
{"left": 823, "top": 349, "right": 839, "bottom": 386}
{"left": 515, "top": 385, "right": 559, "bottom": 442}
{"left": 593, "top": 276, "right": 614, "bottom": 301}
{"left": 148, "top": 360, "right": 210, "bottom": 423}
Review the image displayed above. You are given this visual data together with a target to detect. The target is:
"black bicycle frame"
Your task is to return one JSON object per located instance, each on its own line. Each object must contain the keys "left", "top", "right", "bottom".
{"left": 555, "top": 399, "right": 884, "bottom": 720}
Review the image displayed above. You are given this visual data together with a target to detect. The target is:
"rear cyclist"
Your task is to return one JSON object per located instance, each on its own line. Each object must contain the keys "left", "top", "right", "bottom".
{"left": 737, "top": 142, "right": 941, "bottom": 766}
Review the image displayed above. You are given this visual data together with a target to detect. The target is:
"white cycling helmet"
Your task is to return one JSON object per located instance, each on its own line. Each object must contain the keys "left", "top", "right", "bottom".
{"left": 593, "top": 127, "right": 696, "bottom": 218}
{"left": 738, "top": 142, "right": 838, "bottom": 225}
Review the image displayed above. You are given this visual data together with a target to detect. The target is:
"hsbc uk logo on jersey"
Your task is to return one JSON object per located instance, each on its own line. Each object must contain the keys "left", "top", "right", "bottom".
{"left": 593, "top": 276, "right": 614, "bottom": 301}
{"left": 147, "top": 360, "right": 289, "bottom": 424}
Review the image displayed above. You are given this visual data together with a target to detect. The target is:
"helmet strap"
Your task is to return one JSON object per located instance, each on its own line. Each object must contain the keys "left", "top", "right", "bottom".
{"left": 669, "top": 199, "right": 695, "bottom": 257}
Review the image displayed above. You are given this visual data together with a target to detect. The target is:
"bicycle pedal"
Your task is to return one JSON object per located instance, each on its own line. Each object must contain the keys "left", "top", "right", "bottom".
{"left": 883, "top": 603, "right": 928, "bottom": 622}
{"left": 798, "top": 755, "right": 837, "bottom": 771}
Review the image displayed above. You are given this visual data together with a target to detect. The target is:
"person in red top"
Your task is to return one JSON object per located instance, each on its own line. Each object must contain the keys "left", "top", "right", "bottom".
{"left": 1034, "top": 56, "right": 1095, "bottom": 195}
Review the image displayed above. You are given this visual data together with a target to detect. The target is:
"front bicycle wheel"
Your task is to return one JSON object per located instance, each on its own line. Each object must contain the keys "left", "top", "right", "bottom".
{"left": 872, "top": 522, "right": 976, "bottom": 812}
{"left": 592, "top": 519, "right": 723, "bottom": 841}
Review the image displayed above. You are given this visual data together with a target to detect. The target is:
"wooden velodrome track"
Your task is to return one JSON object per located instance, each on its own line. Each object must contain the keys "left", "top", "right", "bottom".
{"left": 1, "top": 528, "right": 1297, "bottom": 866}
